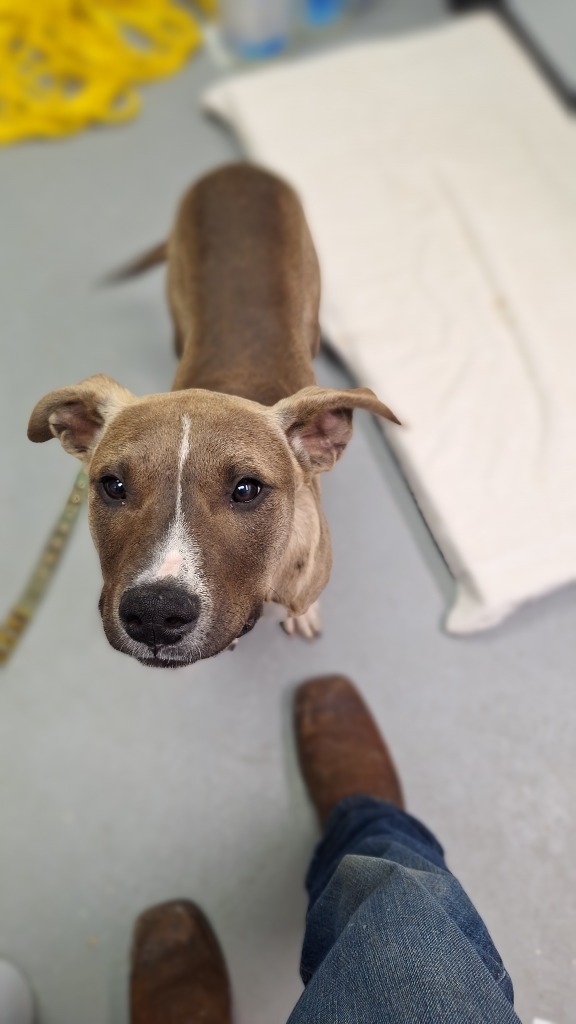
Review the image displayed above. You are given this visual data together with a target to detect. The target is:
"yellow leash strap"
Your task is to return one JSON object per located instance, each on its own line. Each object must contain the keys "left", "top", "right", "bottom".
{"left": 0, "top": 469, "right": 88, "bottom": 666}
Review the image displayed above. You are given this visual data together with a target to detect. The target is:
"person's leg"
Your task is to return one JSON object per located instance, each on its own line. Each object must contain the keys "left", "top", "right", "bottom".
{"left": 130, "top": 900, "right": 232, "bottom": 1024}
{"left": 288, "top": 676, "right": 521, "bottom": 1024}
{"left": 0, "top": 960, "right": 35, "bottom": 1024}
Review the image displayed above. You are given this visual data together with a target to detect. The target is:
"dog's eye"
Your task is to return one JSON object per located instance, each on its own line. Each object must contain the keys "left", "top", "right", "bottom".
{"left": 231, "top": 478, "right": 262, "bottom": 504}
{"left": 100, "top": 475, "right": 126, "bottom": 501}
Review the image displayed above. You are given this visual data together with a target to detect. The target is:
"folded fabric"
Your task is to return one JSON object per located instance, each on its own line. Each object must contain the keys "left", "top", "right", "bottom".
{"left": 203, "top": 13, "right": 576, "bottom": 633}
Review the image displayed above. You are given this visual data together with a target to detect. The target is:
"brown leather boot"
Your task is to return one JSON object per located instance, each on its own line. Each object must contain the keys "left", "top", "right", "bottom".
{"left": 294, "top": 675, "right": 405, "bottom": 826}
{"left": 130, "top": 900, "right": 232, "bottom": 1024}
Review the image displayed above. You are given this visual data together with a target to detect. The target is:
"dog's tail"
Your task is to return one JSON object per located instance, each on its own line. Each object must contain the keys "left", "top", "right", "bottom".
{"left": 102, "top": 242, "right": 168, "bottom": 284}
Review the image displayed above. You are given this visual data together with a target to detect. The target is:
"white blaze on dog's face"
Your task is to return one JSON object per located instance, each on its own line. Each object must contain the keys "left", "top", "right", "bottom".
{"left": 28, "top": 375, "right": 398, "bottom": 667}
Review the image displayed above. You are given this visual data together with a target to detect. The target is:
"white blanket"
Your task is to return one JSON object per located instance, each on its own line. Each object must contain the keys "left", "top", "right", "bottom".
{"left": 203, "top": 14, "right": 576, "bottom": 633}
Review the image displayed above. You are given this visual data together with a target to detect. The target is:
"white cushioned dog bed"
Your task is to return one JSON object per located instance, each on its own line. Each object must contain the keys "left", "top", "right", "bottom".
{"left": 203, "top": 13, "right": 576, "bottom": 634}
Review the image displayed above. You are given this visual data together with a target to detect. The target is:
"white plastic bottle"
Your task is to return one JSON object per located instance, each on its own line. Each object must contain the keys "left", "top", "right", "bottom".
{"left": 219, "top": 0, "right": 295, "bottom": 59}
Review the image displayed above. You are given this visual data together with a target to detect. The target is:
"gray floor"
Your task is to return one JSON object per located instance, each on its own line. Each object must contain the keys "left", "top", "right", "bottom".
{"left": 510, "top": 0, "right": 576, "bottom": 94}
{"left": 1, "top": 2, "right": 575, "bottom": 1023}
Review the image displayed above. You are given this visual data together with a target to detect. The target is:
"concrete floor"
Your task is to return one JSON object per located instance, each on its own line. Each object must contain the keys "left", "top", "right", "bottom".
{"left": 1, "top": 2, "right": 575, "bottom": 1022}
{"left": 510, "top": 0, "right": 576, "bottom": 95}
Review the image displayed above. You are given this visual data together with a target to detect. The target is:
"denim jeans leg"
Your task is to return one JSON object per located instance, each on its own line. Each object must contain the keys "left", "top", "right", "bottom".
{"left": 286, "top": 796, "right": 521, "bottom": 1024}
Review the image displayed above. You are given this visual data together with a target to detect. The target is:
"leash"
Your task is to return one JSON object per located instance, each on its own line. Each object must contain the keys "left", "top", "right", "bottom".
{"left": 0, "top": 469, "right": 88, "bottom": 667}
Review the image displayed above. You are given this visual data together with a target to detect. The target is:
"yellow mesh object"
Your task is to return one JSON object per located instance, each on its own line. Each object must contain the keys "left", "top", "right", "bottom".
{"left": 0, "top": 0, "right": 215, "bottom": 144}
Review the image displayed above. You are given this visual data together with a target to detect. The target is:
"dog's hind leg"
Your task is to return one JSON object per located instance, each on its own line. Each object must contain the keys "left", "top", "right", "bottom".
{"left": 173, "top": 325, "right": 184, "bottom": 359}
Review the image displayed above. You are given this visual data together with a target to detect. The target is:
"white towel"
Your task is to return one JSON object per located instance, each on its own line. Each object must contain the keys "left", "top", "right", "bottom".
{"left": 203, "top": 14, "right": 576, "bottom": 633}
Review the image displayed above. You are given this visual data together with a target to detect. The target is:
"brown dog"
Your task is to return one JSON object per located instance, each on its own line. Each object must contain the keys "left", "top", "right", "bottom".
{"left": 28, "top": 165, "right": 398, "bottom": 668}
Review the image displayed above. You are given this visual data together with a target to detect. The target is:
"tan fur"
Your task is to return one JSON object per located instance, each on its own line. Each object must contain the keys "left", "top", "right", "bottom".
{"left": 266, "top": 477, "right": 328, "bottom": 617}
{"left": 28, "top": 165, "right": 398, "bottom": 667}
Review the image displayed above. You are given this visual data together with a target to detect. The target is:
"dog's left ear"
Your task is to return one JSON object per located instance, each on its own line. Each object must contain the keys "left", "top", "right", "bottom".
{"left": 273, "top": 386, "right": 400, "bottom": 473}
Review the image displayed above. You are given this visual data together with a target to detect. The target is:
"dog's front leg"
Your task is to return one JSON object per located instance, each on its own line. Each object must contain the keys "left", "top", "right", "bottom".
{"left": 266, "top": 484, "right": 331, "bottom": 642}
{"left": 281, "top": 601, "right": 322, "bottom": 640}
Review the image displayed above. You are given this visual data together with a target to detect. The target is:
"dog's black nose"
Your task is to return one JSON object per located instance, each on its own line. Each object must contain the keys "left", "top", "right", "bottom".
{"left": 119, "top": 583, "right": 201, "bottom": 648}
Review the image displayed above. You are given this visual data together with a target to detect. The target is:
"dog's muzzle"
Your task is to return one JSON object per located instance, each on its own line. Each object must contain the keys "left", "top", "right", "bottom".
{"left": 119, "top": 582, "right": 201, "bottom": 651}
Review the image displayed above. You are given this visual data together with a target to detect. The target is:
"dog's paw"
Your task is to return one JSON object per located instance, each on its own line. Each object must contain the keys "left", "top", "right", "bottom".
{"left": 227, "top": 638, "right": 239, "bottom": 652}
{"left": 281, "top": 601, "right": 321, "bottom": 640}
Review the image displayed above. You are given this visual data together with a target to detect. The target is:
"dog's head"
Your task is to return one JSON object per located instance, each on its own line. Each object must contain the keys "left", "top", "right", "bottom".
{"left": 28, "top": 375, "right": 398, "bottom": 667}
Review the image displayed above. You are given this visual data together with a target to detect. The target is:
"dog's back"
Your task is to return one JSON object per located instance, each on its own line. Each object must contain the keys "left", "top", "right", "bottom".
{"left": 168, "top": 164, "right": 321, "bottom": 403}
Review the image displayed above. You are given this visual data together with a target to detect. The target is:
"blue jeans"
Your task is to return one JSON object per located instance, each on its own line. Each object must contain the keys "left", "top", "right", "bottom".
{"left": 287, "top": 797, "right": 521, "bottom": 1023}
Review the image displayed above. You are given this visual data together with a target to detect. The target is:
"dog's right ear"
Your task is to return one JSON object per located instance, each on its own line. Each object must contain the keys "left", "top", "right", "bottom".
{"left": 273, "top": 385, "right": 400, "bottom": 475}
{"left": 28, "top": 374, "right": 135, "bottom": 461}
